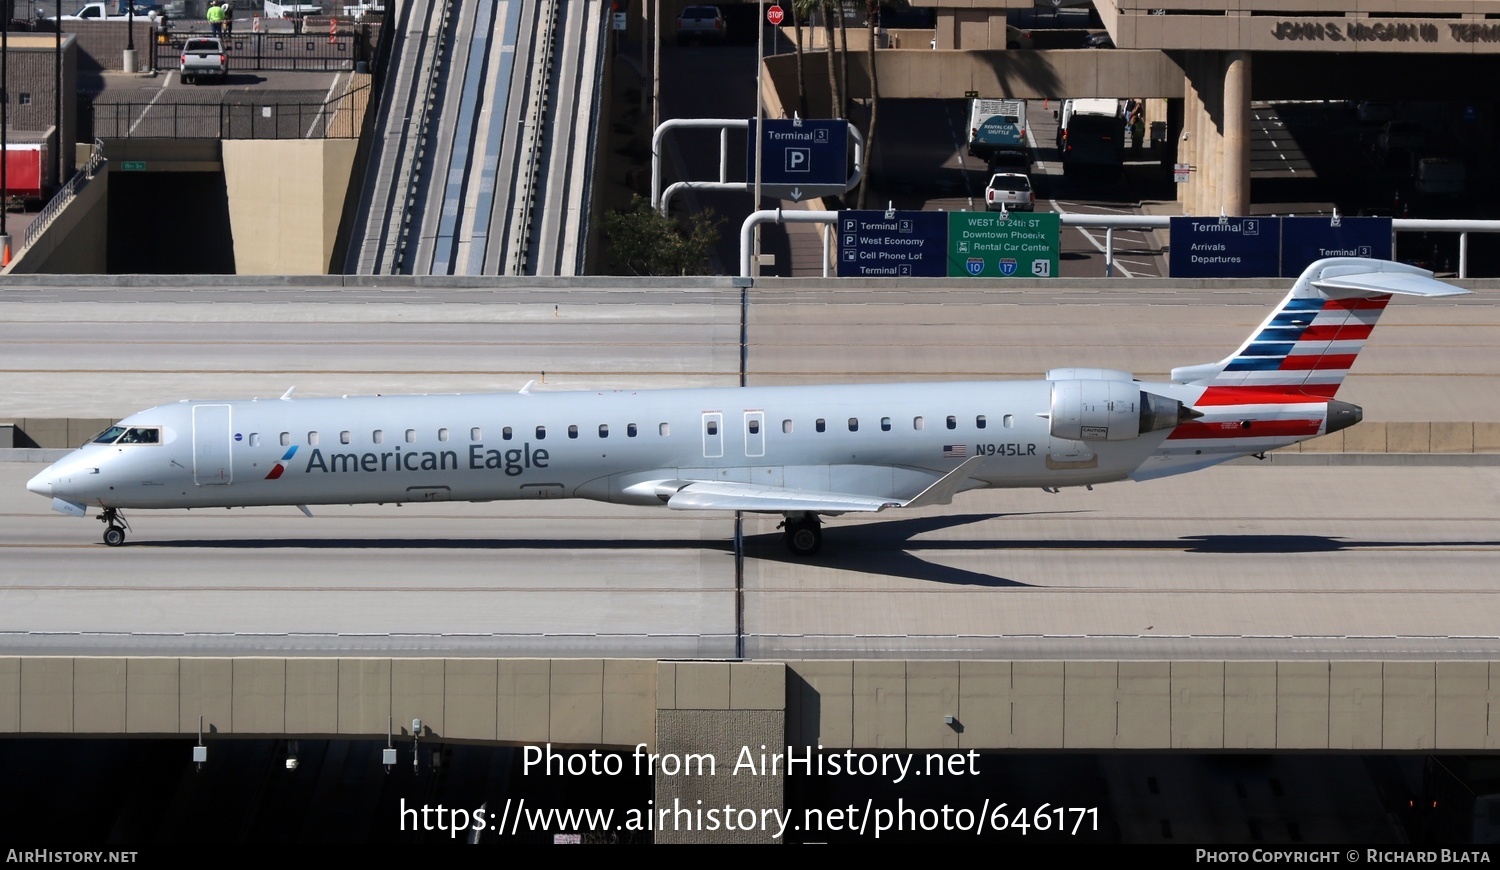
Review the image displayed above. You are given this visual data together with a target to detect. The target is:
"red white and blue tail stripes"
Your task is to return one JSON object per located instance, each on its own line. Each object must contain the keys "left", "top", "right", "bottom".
{"left": 1196, "top": 293, "right": 1389, "bottom": 405}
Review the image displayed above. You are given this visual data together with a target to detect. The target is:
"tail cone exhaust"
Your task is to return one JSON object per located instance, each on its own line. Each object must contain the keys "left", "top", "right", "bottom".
{"left": 1326, "top": 400, "right": 1363, "bottom": 434}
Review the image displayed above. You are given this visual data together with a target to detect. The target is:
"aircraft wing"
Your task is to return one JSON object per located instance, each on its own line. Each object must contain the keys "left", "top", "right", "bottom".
{"left": 666, "top": 483, "right": 900, "bottom": 513}
{"left": 664, "top": 456, "right": 988, "bottom": 514}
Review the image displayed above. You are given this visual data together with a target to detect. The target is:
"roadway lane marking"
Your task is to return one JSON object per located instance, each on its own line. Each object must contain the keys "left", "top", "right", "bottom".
{"left": 126, "top": 74, "right": 173, "bottom": 137}
{"left": 1047, "top": 198, "right": 1136, "bottom": 278}
{"left": 308, "top": 72, "right": 348, "bottom": 139}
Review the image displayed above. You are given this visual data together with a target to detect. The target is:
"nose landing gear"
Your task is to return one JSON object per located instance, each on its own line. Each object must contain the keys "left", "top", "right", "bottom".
{"left": 779, "top": 513, "right": 823, "bottom": 557}
{"left": 98, "top": 508, "right": 129, "bottom": 547}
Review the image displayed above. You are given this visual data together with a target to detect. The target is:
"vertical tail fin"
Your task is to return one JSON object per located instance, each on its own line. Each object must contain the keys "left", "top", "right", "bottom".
{"left": 1171, "top": 258, "right": 1467, "bottom": 404}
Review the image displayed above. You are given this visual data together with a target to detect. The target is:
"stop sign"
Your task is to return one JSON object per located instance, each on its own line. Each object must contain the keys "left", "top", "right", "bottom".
{"left": 767, "top": 4, "right": 784, "bottom": 25}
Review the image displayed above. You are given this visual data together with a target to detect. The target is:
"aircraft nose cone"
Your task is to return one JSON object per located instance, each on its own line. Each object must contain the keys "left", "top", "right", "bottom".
{"left": 26, "top": 471, "right": 52, "bottom": 497}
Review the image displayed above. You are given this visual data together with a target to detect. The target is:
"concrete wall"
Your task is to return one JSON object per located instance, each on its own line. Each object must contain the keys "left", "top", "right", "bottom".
{"left": 221, "top": 138, "right": 358, "bottom": 274}
{"left": 3, "top": 170, "right": 108, "bottom": 276}
{"left": 3, "top": 657, "right": 1497, "bottom": 751}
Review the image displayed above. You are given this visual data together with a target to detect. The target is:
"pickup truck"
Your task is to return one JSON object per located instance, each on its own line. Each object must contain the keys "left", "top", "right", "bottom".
{"left": 264, "top": 0, "right": 321, "bottom": 18}
{"left": 674, "top": 5, "right": 725, "bottom": 44}
{"left": 179, "top": 36, "right": 227, "bottom": 84}
{"left": 47, "top": 2, "right": 145, "bottom": 20}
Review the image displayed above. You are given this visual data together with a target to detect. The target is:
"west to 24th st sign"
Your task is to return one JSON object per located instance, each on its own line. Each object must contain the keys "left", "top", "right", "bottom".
{"left": 947, "top": 212, "right": 1060, "bottom": 278}
{"left": 836, "top": 210, "right": 1061, "bottom": 278}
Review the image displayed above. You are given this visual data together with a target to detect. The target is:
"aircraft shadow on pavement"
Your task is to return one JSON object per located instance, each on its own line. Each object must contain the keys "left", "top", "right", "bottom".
{"left": 746, "top": 513, "right": 1048, "bottom": 588}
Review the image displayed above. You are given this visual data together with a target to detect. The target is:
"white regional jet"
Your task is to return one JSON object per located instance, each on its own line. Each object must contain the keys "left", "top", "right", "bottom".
{"left": 26, "top": 258, "right": 1466, "bottom": 555}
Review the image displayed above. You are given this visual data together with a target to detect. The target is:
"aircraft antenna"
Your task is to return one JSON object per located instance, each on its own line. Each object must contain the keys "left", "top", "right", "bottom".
{"left": 279, "top": 387, "right": 296, "bottom": 401}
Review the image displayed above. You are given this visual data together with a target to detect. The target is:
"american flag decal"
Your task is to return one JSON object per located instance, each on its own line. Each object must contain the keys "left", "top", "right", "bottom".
{"left": 943, "top": 444, "right": 967, "bottom": 458}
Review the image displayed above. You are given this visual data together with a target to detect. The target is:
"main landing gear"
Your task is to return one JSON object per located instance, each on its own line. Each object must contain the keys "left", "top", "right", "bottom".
{"left": 779, "top": 513, "right": 822, "bottom": 557}
{"left": 98, "top": 508, "right": 129, "bottom": 547}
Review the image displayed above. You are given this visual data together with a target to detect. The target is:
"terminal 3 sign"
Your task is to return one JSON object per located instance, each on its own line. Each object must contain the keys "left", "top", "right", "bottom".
{"left": 1168, "top": 216, "right": 1392, "bottom": 278}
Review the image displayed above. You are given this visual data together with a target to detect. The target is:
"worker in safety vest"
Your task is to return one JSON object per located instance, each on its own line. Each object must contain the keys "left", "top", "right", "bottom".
{"left": 207, "top": 0, "right": 225, "bottom": 35}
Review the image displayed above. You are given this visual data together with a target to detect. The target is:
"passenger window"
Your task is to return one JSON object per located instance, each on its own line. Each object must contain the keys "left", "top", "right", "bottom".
{"left": 249, "top": 433, "right": 260, "bottom": 447}
{"left": 471, "top": 427, "right": 482, "bottom": 441}
{"left": 659, "top": 423, "right": 670, "bottom": 436}
{"left": 782, "top": 419, "right": 793, "bottom": 434}
{"left": 438, "top": 428, "right": 450, "bottom": 442}
{"left": 748, "top": 419, "right": 760, "bottom": 434}
{"left": 599, "top": 424, "right": 609, "bottom": 438}
{"left": 707, "top": 421, "right": 718, "bottom": 436}
{"left": 340, "top": 431, "right": 352, "bottom": 444}
{"left": 848, "top": 418, "right": 858, "bottom": 432}
{"left": 881, "top": 417, "right": 891, "bottom": 432}
{"left": 280, "top": 432, "right": 290, "bottom": 447}
{"left": 914, "top": 417, "right": 924, "bottom": 430}
{"left": 536, "top": 426, "right": 546, "bottom": 440}
{"left": 309, "top": 432, "right": 320, "bottom": 446}
{"left": 946, "top": 416, "right": 957, "bottom": 430}
{"left": 977, "top": 415, "right": 987, "bottom": 429}
{"left": 1004, "top": 414, "right": 1015, "bottom": 428}
{"left": 568, "top": 425, "right": 579, "bottom": 439}
{"left": 816, "top": 418, "right": 826, "bottom": 433}
{"left": 503, "top": 427, "right": 513, "bottom": 441}
{"left": 628, "top": 423, "right": 638, "bottom": 437}
{"left": 373, "top": 430, "right": 383, "bottom": 444}
{"left": 405, "top": 429, "right": 416, "bottom": 444}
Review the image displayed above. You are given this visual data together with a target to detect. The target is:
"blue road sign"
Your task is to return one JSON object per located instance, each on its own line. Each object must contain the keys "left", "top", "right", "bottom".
{"left": 1168, "top": 216, "right": 1282, "bottom": 278}
{"left": 1280, "top": 216, "right": 1392, "bottom": 276}
{"left": 836, "top": 210, "right": 947, "bottom": 278}
{"left": 747, "top": 119, "right": 851, "bottom": 202}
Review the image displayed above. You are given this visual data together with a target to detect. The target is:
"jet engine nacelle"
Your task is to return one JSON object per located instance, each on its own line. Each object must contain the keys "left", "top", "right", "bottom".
{"left": 1049, "top": 377, "right": 1189, "bottom": 442}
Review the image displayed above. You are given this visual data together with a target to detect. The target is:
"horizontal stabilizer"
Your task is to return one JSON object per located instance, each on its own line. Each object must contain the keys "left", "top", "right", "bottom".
{"left": 1312, "top": 269, "right": 1469, "bottom": 299}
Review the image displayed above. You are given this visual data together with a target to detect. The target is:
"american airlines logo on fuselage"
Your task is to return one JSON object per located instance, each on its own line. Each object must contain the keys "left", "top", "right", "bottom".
{"left": 300, "top": 443, "right": 550, "bottom": 477}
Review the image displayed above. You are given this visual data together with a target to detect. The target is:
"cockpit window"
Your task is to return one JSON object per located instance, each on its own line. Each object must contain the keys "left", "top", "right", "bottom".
{"left": 91, "top": 426, "right": 128, "bottom": 444}
{"left": 116, "top": 427, "right": 161, "bottom": 445}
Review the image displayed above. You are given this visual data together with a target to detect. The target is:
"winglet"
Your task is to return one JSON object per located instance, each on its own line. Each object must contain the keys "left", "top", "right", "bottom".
{"left": 280, "top": 386, "right": 296, "bottom": 401}
{"left": 519, "top": 380, "right": 535, "bottom": 395}
{"left": 902, "top": 455, "right": 987, "bottom": 509}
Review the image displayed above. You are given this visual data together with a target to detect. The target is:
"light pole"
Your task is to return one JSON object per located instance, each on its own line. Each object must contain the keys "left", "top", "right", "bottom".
{"left": 56, "top": 0, "right": 62, "bottom": 189}
{"left": 124, "top": 0, "right": 138, "bottom": 73}
{"left": 3, "top": 4, "right": 10, "bottom": 254}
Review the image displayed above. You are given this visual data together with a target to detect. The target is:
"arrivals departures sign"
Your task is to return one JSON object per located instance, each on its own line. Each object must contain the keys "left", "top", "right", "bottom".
{"left": 837, "top": 210, "right": 1062, "bottom": 278}
{"left": 1169, "top": 216, "right": 1393, "bottom": 277}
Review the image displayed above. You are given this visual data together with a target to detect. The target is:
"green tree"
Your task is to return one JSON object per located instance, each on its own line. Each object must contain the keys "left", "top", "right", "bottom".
{"left": 602, "top": 196, "right": 722, "bottom": 276}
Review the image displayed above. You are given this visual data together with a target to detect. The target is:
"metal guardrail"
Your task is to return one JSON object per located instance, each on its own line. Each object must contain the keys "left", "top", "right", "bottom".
{"left": 19, "top": 139, "right": 107, "bottom": 255}
{"left": 85, "top": 82, "right": 371, "bottom": 140}
{"left": 739, "top": 210, "right": 1500, "bottom": 278}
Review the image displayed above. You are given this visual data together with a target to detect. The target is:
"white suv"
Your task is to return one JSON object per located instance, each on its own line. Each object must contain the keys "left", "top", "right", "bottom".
{"left": 985, "top": 172, "right": 1034, "bottom": 212}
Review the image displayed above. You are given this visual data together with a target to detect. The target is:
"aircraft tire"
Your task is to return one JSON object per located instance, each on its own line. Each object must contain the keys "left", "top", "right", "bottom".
{"left": 103, "top": 526, "right": 126, "bottom": 547}
{"left": 784, "top": 521, "right": 822, "bottom": 557}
